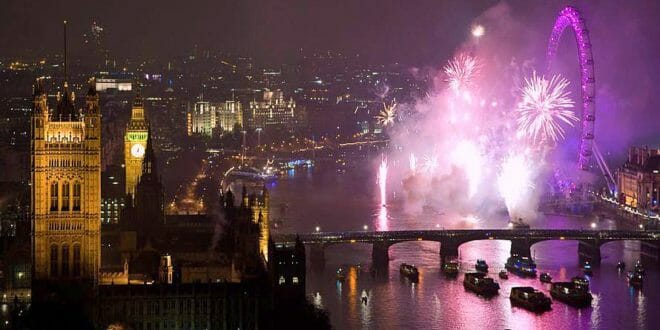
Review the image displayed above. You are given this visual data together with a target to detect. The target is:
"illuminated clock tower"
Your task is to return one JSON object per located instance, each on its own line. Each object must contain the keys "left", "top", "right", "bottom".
{"left": 124, "top": 96, "right": 149, "bottom": 196}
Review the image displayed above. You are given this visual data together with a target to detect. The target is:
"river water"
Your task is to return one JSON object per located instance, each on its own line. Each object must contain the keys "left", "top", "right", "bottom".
{"left": 269, "top": 165, "right": 658, "bottom": 330}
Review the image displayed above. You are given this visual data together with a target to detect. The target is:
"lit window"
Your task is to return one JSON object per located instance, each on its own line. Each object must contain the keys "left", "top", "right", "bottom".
{"left": 278, "top": 276, "right": 285, "bottom": 285}
{"left": 292, "top": 277, "right": 299, "bottom": 284}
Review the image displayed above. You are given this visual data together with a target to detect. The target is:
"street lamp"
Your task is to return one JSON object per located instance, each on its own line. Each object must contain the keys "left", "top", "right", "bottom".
{"left": 590, "top": 222, "right": 597, "bottom": 229}
{"left": 363, "top": 225, "right": 368, "bottom": 231}
{"left": 315, "top": 226, "right": 320, "bottom": 232}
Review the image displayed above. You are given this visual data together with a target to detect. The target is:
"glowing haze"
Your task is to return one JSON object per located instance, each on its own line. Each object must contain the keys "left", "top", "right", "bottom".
{"left": 379, "top": 4, "right": 586, "bottom": 228}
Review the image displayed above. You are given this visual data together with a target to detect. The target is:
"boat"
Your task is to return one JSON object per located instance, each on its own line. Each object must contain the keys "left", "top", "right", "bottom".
{"left": 540, "top": 272, "right": 552, "bottom": 283}
{"left": 505, "top": 254, "right": 537, "bottom": 277}
{"left": 634, "top": 261, "right": 645, "bottom": 275}
{"left": 627, "top": 271, "right": 643, "bottom": 288}
{"left": 571, "top": 276, "right": 589, "bottom": 289}
{"left": 400, "top": 263, "right": 420, "bottom": 282}
{"left": 336, "top": 268, "right": 346, "bottom": 281}
{"left": 499, "top": 270, "right": 509, "bottom": 280}
{"left": 442, "top": 261, "right": 460, "bottom": 276}
{"left": 617, "top": 261, "right": 626, "bottom": 271}
{"left": 509, "top": 287, "right": 552, "bottom": 312}
{"left": 550, "top": 282, "right": 593, "bottom": 307}
{"left": 475, "top": 259, "right": 489, "bottom": 273}
{"left": 582, "top": 261, "right": 593, "bottom": 276}
{"left": 463, "top": 272, "right": 500, "bottom": 297}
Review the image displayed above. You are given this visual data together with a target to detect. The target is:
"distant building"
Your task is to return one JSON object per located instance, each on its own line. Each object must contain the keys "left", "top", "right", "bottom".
{"left": 95, "top": 77, "right": 132, "bottom": 92}
{"left": 101, "top": 165, "right": 125, "bottom": 224}
{"left": 617, "top": 146, "right": 660, "bottom": 212}
{"left": 246, "top": 89, "right": 305, "bottom": 131}
{"left": 269, "top": 238, "right": 306, "bottom": 300}
{"left": 187, "top": 100, "right": 243, "bottom": 136}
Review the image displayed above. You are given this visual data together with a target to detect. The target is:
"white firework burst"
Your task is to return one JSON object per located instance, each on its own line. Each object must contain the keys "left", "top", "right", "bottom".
{"left": 443, "top": 54, "right": 481, "bottom": 93}
{"left": 421, "top": 154, "right": 439, "bottom": 173}
{"left": 516, "top": 73, "right": 578, "bottom": 143}
{"left": 376, "top": 99, "right": 397, "bottom": 127}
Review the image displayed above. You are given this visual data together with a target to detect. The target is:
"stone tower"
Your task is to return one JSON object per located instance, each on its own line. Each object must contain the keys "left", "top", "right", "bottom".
{"left": 31, "top": 78, "right": 101, "bottom": 283}
{"left": 124, "top": 95, "right": 148, "bottom": 196}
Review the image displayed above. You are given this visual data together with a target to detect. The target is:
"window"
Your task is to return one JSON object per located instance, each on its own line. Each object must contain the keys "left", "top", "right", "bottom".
{"left": 73, "top": 245, "right": 81, "bottom": 276}
{"left": 61, "top": 182, "right": 70, "bottom": 211}
{"left": 278, "top": 276, "right": 285, "bottom": 285}
{"left": 50, "top": 182, "right": 58, "bottom": 211}
{"left": 292, "top": 276, "right": 299, "bottom": 284}
{"left": 73, "top": 182, "right": 81, "bottom": 211}
{"left": 61, "top": 244, "right": 69, "bottom": 276}
{"left": 50, "top": 245, "right": 58, "bottom": 277}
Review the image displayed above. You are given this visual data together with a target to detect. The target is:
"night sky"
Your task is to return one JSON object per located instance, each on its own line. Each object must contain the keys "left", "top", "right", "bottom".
{"left": 0, "top": 0, "right": 658, "bottom": 151}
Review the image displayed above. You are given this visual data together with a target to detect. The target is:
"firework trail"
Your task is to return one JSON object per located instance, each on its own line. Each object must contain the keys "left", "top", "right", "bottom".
{"left": 443, "top": 54, "right": 481, "bottom": 94}
{"left": 421, "top": 154, "right": 439, "bottom": 174}
{"left": 377, "top": 156, "right": 388, "bottom": 206}
{"left": 497, "top": 153, "right": 535, "bottom": 218}
{"left": 516, "top": 73, "right": 578, "bottom": 143}
{"left": 375, "top": 99, "right": 397, "bottom": 127}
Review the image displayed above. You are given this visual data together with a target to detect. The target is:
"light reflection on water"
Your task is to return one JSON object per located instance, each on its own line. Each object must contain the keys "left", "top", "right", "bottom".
{"left": 271, "top": 167, "right": 658, "bottom": 329}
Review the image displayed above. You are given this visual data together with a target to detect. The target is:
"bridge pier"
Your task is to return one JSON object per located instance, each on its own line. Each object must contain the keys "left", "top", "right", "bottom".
{"left": 510, "top": 239, "right": 531, "bottom": 258}
{"left": 440, "top": 240, "right": 459, "bottom": 265}
{"left": 578, "top": 239, "right": 601, "bottom": 264}
{"left": 641, "top": 241, "right": 660, "bottom": 266}
{"left": 372, "top": 241, "right": 390, "bottom": 268}
{"left": 309, "top": 244, "right": 326, "bottom": 269}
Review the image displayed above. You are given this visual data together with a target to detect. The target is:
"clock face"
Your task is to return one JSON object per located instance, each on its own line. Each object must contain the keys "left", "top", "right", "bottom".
{"left": 131, "top": 143, "right": 145, "bottom": 158}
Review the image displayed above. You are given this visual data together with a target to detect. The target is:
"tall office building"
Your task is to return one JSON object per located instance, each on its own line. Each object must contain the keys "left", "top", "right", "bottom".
{"left": 187, "top": 100, "right": 243, "bottom": 136}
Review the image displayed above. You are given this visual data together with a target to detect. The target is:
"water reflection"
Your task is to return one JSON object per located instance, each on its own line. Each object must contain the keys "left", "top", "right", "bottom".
{"left": 276, "top": 168, "right": 657, "bottom": 329}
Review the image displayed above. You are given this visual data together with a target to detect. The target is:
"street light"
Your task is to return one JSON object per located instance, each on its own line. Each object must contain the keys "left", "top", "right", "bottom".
{"left": 363, "top": 225, "right": 368, "bottom": 231}
{"left": 315, "top": 226, "right": 320, "bottom": 232}
{"left": 590, "top": 222, "right": 597, "bottom": 229}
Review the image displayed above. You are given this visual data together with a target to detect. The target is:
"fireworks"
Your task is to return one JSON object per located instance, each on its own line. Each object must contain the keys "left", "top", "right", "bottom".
{"left": 443, "top": 54, "right": 481, "bottom": 94}
{"left": 421, "top": 154, "right": 439, "bottom": 174}
{"left": 497, "top": 153, "right": 535, "bottom": 217}
{"left": 377, "top": 156, "right": 388, "bottom": 206}
{"left": 471, "top": 24, "right": 485, "bottom": 38}
{"left": 409, "top": 153, "right": 417, "bottom": 173}
{"left": 450, "top": 140, "right": 483, "bottom": 198}
{"left": 516, "top": 73, "right": 578, "bottom": 143}
{"left": 375, "top": 99, "right": 397, "bottom": 127}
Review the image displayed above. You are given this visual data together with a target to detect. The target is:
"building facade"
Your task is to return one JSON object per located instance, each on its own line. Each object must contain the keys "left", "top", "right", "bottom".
{"left": 124, "top": 97, "right": 149, "bottom": 196}
{"left": 246, "top": 89, "right": 300, "bottom": 130}
{"left": 31, "top": 78, "right": 101, "bottom": 282}
{"left": 617, "top": 146, "right": 660, "bottom": 212}
{"left": 187, "top": 100, "right": 243, "bottom": 136}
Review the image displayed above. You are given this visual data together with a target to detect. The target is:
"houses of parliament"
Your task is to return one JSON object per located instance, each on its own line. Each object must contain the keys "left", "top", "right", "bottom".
{"left": 24, "top": 60, "right": 304, "bottom": 330}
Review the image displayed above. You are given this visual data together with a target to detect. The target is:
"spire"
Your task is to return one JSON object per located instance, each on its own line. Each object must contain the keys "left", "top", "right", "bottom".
{"left": 53, "top": 20, "right": 77, "bottom": 121}
{"left": 134, "top": 90, "right": 143, "bottom": 108}
{"left": 33, "top": 77, "right": 44, "bottom": 97}
{"left": 87, "top": 77, "right": 97, "bottom": 97}
{"left": 63, "top": 20, "right": 68, "bottom": 85}
{"left": 141, "top": 129, "right": 157, "bottom": 178}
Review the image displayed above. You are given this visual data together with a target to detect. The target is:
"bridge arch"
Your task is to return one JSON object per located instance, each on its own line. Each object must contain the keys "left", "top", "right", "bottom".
{"left": 547, "top": 6, "right": 596, "bottom": 170}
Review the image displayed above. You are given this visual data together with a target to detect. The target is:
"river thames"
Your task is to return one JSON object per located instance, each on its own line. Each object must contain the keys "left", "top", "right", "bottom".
{"left": 269, "top": 164, "right": 658, "bottom": 329}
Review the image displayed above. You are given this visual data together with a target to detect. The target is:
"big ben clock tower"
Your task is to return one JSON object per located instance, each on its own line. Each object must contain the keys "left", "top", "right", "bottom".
{"left": 124, "top": 96, "right": 149, "bottom": 196}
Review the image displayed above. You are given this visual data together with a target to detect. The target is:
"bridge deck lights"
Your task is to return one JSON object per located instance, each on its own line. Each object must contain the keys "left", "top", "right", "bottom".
{"left": 560, "top": 236, "right": 565, "bottom": 240}
{"left": 350, "top": 239, "right": 356, "bottom": 243}
{"left": 417, "top": 237, "right": 423, "bottom": 241}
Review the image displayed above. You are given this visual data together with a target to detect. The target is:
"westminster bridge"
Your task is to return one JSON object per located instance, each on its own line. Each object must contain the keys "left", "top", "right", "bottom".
{"left": 273, "top": 229, "right": 660, "bottom": 267}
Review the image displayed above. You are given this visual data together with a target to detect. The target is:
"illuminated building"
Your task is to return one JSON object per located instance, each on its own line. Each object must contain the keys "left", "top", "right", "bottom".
{"left": 95, "top": 78, "right": 132, "bottom": 92}
{"left": 214, "top": 100, "right": 243, "bottom": 132}
{"left": 124, "top": 96, "right": 149, "bottom": 196}
{"left": 187, "top": 100, "right": 243, "bottom": 136}
{"left": 617, "top": 146, "right": 660, "bottom": 212}
{"left": 101, "top": 165, "right": 125, "bottom": 224}
{"left": 30, "top": 77, "right": 101, "bottom": 282}
{"left": 246, "top": 89, "right": 303, "bottom": 131}
{"left": 269, "top": 238, "right": 306, "bottom": 300}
